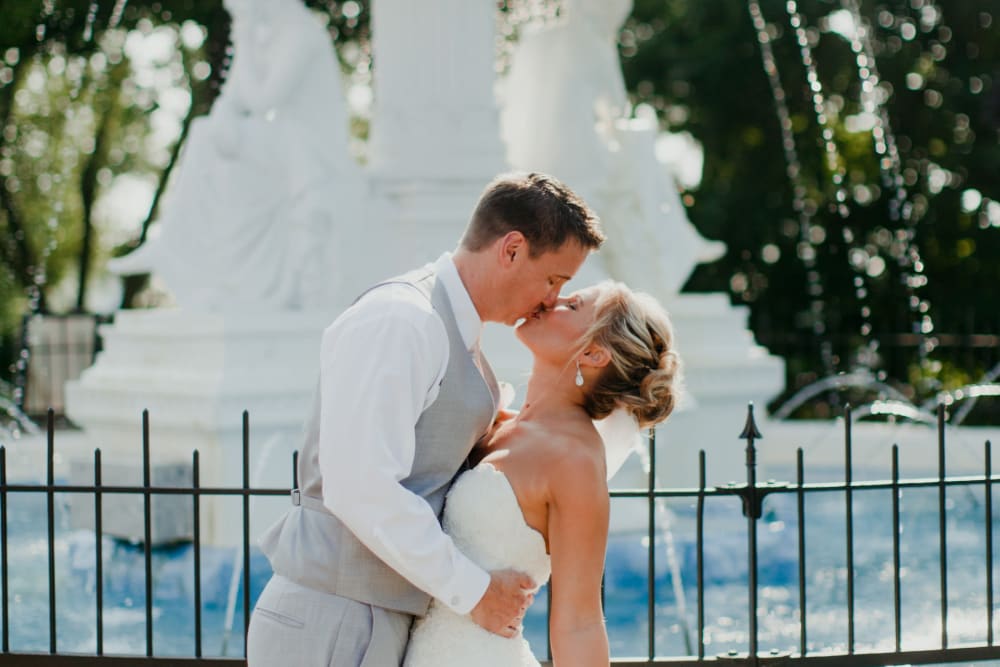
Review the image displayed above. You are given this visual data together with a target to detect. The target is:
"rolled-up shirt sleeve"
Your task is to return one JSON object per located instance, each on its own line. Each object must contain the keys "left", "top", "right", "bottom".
{"left": 317, "top": 287, "right": 491, "bottom": 614}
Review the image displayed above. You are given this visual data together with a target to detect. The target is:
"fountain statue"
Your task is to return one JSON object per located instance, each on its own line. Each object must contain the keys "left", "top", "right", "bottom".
{"left": 67, "top": 0, "right": 785, "bottom": 543}
{"left": 501, "top": 0, "right": 726, "bottom": 298}
{"left": 109, "top": 0, "right": 363, "bottom": 311}
{"left": 499, "top": 0, "right": 782, "bottom": 487}
{"left": 66, "top": 0, "right": 369, "bottom": 544}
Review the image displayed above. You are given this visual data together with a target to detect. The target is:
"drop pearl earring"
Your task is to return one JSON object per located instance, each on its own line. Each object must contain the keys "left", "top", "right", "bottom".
{"left": 575, "top": 361, "right": 584, "bottom": 387}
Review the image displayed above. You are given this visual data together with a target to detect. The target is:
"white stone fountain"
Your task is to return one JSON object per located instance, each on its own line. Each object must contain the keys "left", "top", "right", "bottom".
{"left": 65, "top": 0, "right": 785, "bottom": 543}
{"left": 496, "top": 0, "right": 783, "bottom": 488}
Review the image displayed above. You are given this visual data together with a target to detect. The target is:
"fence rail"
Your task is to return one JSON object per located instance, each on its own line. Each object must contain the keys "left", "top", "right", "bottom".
{"left": 0, "top": 406, "right": 998, "bottom": 665}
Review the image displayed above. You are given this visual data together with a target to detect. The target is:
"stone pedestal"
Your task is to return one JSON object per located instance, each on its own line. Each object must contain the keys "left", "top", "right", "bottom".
{"left": 368, "top": 0, "right": 504, "bottom": 183}
{"left": 366, "top": 177, "right": 491, "bottom": 276}
{"left": 365, "top": 0, "right": 506, "bottom": 275}
{"left": 69, "top": 459, "right": 194, "bottom": 544}
{"left": 667, "top": 294, "right": 784, "bottom": 409}
{"left": 64, "top": 309, "right": 328, "bottom": 545}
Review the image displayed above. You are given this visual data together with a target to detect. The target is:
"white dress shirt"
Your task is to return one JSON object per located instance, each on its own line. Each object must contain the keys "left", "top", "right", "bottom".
{"left": 317, "top": 253, "right": 491, "bottom": 615}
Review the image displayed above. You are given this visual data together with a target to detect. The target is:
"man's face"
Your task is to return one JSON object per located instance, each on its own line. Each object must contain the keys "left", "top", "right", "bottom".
{"left": 499, "top": 241, "right": 590, "bottom": 326}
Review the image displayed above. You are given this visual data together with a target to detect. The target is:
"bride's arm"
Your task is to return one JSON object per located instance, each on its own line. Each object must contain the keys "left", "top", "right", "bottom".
{"left": 547, "top": 449, "right": 611, "bottom": 666}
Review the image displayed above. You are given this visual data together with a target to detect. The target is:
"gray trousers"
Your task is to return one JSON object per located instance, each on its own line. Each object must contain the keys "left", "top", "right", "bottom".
{"left": 247, "top": 575, "right": 413, "bottom": 667}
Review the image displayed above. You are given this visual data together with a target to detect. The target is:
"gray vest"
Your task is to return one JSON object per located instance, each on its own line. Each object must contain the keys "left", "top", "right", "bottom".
{"left": 259, "top": 266, "right": 499, "bottom": 616}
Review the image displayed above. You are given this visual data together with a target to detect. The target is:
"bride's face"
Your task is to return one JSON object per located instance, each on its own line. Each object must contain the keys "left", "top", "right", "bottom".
{"left": 515, "top": 285, "right": 602, "bottom": 362}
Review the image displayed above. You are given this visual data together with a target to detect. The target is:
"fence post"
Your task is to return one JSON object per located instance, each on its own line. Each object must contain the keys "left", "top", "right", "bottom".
{"left": 716, "top": 404, "right": 794, "bottom": 665}
{"left": 741, "top": 403, "right": 762, "bottom": 666}
{"left": 1, "top": 446, "right": 8, "bottom": 654}
{"left": 46, "top": 409, "right": 56, "bottom": 655}
{"left": 648, "top": 426, "right": 657, "bottom": 662}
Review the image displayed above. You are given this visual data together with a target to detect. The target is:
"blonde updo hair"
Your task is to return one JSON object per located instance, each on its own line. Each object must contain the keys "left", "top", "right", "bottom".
{"left": 577, "top": 282, "right": 682, "bottom": 428}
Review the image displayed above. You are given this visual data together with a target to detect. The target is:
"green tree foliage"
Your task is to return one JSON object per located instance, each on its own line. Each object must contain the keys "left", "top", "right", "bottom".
{"left": 0, "top": 0, "right": 233, "bottom": 399}
{"left": 621, "top": 0, "right": 999, "bottom": 416}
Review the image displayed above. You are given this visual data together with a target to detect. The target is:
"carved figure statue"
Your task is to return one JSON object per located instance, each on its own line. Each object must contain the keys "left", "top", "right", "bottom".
{"left": 501, "top": 0, "right": 724, "bottom": 299}
{"left": 111, "top": 0, "right": 362, "bottom": 311}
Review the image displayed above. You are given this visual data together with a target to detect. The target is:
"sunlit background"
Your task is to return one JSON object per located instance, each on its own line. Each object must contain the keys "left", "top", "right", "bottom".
{"left": 0, "top": 1, "right": 999, "bottom": 662}
{"left": 1, "top": 0, "right": 997, "bottom": 424}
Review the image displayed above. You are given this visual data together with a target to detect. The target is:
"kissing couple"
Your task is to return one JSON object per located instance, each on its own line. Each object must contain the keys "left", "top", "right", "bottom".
{"left": 246, "top": 172, "right": 682, "bottom": 666}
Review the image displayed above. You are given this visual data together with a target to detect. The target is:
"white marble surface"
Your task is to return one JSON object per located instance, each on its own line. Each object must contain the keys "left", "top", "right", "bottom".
{"left": 63, "top": 308, "right": 326, "bottom": 543}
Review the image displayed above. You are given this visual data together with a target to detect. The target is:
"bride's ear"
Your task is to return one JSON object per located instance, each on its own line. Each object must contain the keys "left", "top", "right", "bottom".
{"left": 581, "top": 344, "right": 611, "bottom": 369}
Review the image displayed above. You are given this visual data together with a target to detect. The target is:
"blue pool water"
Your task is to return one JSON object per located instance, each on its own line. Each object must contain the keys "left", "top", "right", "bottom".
{"left": 2, "top": 468, "right": 999, "bottom": 660}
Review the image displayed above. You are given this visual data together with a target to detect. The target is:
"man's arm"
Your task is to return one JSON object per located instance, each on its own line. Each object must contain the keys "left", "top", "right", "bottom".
{"left": 316, "top": 288, "right": 531, "bottom": 629}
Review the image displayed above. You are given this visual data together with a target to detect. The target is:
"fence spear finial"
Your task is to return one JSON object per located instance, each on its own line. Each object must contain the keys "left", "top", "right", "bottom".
{"left": 740, "top": 401, "right": 763, "bottom": 440}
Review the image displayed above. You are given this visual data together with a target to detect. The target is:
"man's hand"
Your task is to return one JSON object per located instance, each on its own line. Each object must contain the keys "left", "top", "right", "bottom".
{"left": 469, "top": 569, "right": 536, "bottom": 638}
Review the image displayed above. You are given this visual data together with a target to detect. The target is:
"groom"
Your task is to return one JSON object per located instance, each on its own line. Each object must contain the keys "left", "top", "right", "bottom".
{"left": 247, "top": 172, "right": 604, "bottom": 666}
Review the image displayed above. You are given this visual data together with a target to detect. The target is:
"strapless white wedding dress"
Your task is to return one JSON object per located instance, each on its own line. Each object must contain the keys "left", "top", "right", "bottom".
{"left": 404, "top": 464, "right": 552, "bottom": 667}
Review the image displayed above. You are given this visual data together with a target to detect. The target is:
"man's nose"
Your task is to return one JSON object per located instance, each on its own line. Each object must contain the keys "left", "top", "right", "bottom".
{"left": 542, "top": 290, "right": 560, "bottom": 309}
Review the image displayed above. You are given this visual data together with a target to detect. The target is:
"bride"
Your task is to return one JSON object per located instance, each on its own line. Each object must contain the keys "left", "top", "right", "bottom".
{"left": 404, "top": 280, "right": 681, "bottom": 666}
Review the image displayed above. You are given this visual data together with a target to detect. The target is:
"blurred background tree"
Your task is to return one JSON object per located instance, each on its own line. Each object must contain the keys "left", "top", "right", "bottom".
{"left": 621, "top": 0, "right": 1000, "bottom": 419}
{"left": 0, "top": 0, "right": 232, "bottom": 402}
{"left": 0, "top": 0, "right": 997, "bottom": 420}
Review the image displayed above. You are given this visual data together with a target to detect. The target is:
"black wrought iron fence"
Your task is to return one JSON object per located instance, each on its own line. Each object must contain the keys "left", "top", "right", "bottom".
{"left": 0, "top": 406, "right": 998, "bottom": 666}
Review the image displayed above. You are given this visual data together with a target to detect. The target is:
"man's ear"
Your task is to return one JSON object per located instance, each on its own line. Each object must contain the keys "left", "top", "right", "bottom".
{"left": 498, "top": 231, "right": 526, "bottom": 267}
{"left": 582, "top": 344, "right": 611, "bottom": 369}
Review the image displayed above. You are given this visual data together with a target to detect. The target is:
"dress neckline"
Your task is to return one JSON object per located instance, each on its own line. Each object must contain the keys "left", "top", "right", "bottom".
{"left": 476, "top": 462, "right": 549, "bottom": 556}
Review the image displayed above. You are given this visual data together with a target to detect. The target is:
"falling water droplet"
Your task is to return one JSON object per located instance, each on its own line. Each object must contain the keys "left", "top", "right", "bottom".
{"left": 82, "top": 1, "right": 99, "bottom": 42}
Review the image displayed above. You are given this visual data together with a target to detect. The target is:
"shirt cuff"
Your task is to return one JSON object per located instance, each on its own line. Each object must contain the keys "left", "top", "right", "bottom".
{"left": 440, "top": 556, "right": 491, "bottom": 615}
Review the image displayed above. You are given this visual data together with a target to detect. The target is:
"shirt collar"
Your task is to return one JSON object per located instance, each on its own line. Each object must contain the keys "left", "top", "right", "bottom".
{"left": 433, "top": 252, "right": 483, "bottom": 351}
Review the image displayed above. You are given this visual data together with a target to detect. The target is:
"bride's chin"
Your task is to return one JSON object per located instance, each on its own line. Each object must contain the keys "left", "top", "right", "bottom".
{"left": 514, "top": 323, "right": 534, "bottom": 346}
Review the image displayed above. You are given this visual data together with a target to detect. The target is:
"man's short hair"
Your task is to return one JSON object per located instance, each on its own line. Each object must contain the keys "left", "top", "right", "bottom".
{"left": 460, "top": 172, "right": 605, "bottom": 257}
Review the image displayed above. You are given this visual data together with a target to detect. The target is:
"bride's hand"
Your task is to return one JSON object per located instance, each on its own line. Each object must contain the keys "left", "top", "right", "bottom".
{"left": 470, "top": 569, "right": 535, "bottom": 638}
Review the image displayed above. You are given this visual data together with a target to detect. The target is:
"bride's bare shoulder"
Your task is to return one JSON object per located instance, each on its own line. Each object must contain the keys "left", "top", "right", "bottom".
{"left": 543, "top": 421, "right": 608, "bottom": 493}
{"left": 489, "top": 416, "right": 606, "bottom": 490}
